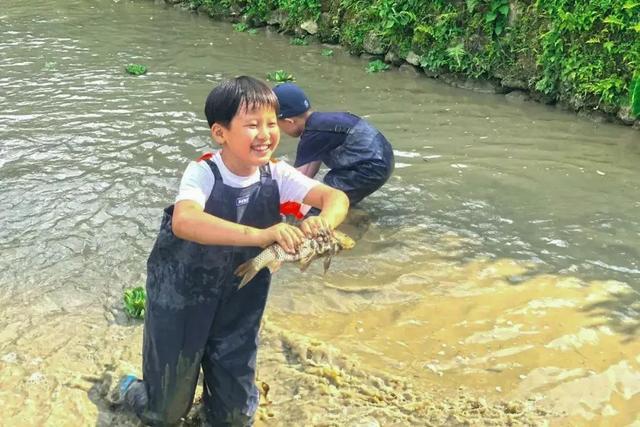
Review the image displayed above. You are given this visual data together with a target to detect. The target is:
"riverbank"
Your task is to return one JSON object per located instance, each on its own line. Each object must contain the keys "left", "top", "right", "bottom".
{"left": 161, "top": 0, "right": 639, "bottom": 130}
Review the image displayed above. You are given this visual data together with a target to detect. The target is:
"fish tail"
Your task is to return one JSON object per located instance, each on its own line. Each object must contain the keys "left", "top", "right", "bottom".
{"left": 235, "top": 260, "right": 260, "bottom": 289}
{"left": 235, "top": 248, "right": 278, "bottom": 289}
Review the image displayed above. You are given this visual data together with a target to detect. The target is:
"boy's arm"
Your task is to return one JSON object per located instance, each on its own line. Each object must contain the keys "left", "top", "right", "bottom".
{"left": 296, "top": 160, "right": 322, "bottom": 178}
{"left": 172, "top": 200, "right": 304, "bottom": 252}
{"left": 302, "top": 183, "right": 349, "bottom": 230}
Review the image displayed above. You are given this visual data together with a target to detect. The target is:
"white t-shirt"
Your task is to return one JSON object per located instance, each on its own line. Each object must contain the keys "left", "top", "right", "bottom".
{"left": 175, "top": 151, "right": 318, "bottom": 211}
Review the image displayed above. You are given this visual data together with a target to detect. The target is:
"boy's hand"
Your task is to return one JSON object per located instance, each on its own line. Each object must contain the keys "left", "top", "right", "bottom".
{"left": 260, "top": 223, "right": 305, "bottom": 253}
{"left": 300, "top": 216, "right": 333, "bottom": 238}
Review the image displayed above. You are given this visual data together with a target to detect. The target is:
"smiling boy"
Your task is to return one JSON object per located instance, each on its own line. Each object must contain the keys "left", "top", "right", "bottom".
{"left": 119, "top": 76, "right": 348, "bottom": 426}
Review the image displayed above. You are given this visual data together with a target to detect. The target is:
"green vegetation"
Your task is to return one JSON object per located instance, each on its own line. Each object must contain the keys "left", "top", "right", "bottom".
{"left": 233, "top": 22, "right": 249, "bottom": 32}
{"left": 535, "top": 0, "right": 638, "bottom": 111}
{"left": 43, "top": 60, "right": 57, "bottom": 71}
{"left": 125, "top": 64, "right": 147, "bottom": 76}
{"left": 290, "top": 37, "right": 309, "bottom": 46}
{"left": 321, "top": 48, "right": 334, "bottom": 57}
{"left": 484, "top": 0, "right": 510, "bottom": 36}
{"left": 631, "top": 75, "right": 640, "bottom": 115}
{"left": 184, "top": 0, "right": 640, "bottom": 119}
{"left": 123, "top": 286, "right": 146, "bottom": 319}
{"left": 366, "top": 59, "right": 390, "bottom": 73}
{"left": 267, "top": 69, "right": 295, "bottom": 82}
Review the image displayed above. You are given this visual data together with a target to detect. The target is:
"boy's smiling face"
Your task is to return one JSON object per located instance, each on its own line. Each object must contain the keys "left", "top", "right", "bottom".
{"left": 212, "top": 104, "right": 280, "bottom": 176}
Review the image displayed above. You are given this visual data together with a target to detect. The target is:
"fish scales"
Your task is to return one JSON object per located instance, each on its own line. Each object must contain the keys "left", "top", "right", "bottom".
{"left": 234, "top": 231, "right": 355, "bottom": 288}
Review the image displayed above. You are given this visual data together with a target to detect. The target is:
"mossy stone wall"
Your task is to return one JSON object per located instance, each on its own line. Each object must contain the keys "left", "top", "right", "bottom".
{"left": 172, "top": 0, "right": 640, "bottom": 127}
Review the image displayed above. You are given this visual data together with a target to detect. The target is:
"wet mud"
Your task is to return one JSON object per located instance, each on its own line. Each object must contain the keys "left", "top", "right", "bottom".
{"left": 6, "top": 249, "right": 639, "bottom": 426}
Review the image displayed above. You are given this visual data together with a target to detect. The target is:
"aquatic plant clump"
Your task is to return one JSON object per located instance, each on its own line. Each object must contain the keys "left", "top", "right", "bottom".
{"left": 267, "top": 70, "right": 295, "bottom": 82}
{"left": 123, "top": 286, "right": 146, "bottom": 319}
{"left": 321, "top": 49, "right": 334, "bottom": 57}
{"left": 125, "top": 64, "right": 147, "bottom": 76}
{"left": 290, "top": 37, "right": 309, "bottom": 46}
{"left": 43, "top": 61, "right": 57, "bottom": 71}
{"left": 233, "top": 22, "right": 249, "bottom": 32}
{"left": 366, "top": 59, "right": 390, "bottom": 73}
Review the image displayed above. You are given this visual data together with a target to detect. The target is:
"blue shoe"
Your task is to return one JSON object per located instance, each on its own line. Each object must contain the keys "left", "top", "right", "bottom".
{"left": 117, "top": 374, "right": 148, "bottom": 412}
{"left": 113, "top": 374, "right": 138, "bottom": 405}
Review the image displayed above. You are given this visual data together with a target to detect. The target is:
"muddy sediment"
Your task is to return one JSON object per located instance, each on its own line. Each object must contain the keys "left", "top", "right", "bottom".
{"left": 11, "top": 260, "right": 639, "bottom": 425}
{"left": 252, "top": 320, "right": 550, "bottom": 426}
{"left": 1, "top": 226, "right": 639, "bottom": 426}
{"left": 0, "top": 283, "right": 551, "bottom": 426}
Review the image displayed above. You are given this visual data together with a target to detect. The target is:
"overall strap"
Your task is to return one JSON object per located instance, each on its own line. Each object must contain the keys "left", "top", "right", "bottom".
{"left": 259, "top": 163, "right": 272, "bottom": 182}
{"left": 258, "top": 163, "right": 274, "bottom": 199}
{"left": 205, "top": 159, "right": 225, "bottom": 205}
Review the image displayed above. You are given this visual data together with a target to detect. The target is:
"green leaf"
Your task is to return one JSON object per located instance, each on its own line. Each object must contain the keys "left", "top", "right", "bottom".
{"left": 446, "top": 43, "right": 466, "bottom": 67}
{"left": 125, "top": 64, "right": 147, "bottom": 76}
{"left": 631, "top": 76, "right": 640, "bottom": 116}
{"left": 603, "top": 16, "right": 624, "bottom": 26}
{"left": 266, "top": 70, "right": 295, "bottom": 82}
{"left": 232, "top": 23, "right": 248, "bottom": 32}
{"left": 366, "top": 59, "right": 390, "bottom": 73}
{"left": 485, "top": 11, "right": 497, "bottom": 22}
{"left": 498, "top": 5, "right": 509, "bottom": 15}
{"left": 290, "top": 37, "right": 309, "bottom": 46}
{"left": 43, "top": 61, "right": 57, "bottom": 71}
{"left": 123, "top": 286, "right": 146, "bottom": 319}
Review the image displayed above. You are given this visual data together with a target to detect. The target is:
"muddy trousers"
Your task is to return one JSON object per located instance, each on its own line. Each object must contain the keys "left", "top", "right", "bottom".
{"left": 129, "top": 268, "right": 271, "bottom": 426}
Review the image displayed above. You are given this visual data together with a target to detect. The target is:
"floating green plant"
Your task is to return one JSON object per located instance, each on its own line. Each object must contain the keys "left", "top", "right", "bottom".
{"left": 125, "top": 64, "right": 147, "bottom": 76}
{"left": 321, "top": 49, "right": 334, "bottom": 57}
{"left": 233, "top": 22, "right": 249, "bottom": 32}
{"left": 123, "top": 286, "right": 146, "bottom": 319}
{"left": 43, "top": 61, "right": 57, "bottom": 71}
{"left": 248, "top": 28, "right": 258, "bottom": 35}
{"left": 266, "top": 70, "right": 295, "bottom": 82}
{"left": 290, "top": 37, "right": 308, "bottom": 46}
{"left": 366, "top": 59, "right": 390, "bottom": 73}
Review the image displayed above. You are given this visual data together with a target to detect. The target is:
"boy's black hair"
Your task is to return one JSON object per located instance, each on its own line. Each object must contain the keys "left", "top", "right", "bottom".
{"left": 204, "top": 76, "right": 279, "bottom": 128}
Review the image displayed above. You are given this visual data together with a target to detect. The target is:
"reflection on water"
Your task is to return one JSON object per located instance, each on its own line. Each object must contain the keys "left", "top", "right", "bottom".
{"left": 0, "top": 0, "right": 639, "bottom": 425}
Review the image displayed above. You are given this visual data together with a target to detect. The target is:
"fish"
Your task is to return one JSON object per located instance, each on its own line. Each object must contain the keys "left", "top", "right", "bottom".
{"left": 234, "top": 230, "right": 356, "bottom": 288}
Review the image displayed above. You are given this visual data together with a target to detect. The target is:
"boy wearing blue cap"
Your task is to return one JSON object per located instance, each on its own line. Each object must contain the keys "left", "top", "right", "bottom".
{"left": 273, "top": 83, "right": 394, "bottom": 208}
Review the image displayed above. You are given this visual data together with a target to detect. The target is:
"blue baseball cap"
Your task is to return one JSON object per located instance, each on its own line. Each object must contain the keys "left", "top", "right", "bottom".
{"left": 273, "top": 83, "right": 311, "bottom": 119}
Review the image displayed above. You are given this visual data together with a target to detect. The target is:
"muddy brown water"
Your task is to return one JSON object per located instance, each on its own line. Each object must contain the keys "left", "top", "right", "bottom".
{"left": 1, "top": 1, "right": 639, "bottom": 426}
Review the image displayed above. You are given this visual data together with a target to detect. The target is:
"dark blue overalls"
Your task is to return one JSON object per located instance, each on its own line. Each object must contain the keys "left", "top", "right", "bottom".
{"left": 304, "top": 113, "right": 394, "bottom": 206}
{"left": 132, "top": 160, "right": 280, "bottom": 426}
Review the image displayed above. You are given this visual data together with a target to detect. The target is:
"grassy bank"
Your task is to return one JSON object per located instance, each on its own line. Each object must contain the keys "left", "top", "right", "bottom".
{"left": 173, "top": 0, "right": 639, "bottom": 127}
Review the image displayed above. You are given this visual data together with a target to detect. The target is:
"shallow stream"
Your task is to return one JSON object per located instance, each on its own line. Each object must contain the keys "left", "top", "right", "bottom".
{"left": 1, "top": 1, "right": 639, "bottom": 425}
